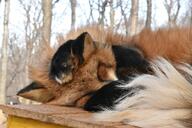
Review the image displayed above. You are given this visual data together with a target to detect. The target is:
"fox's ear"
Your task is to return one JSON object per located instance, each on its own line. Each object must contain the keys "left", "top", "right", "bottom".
{"left": 72, "top": 32, "right": 96, "bottom": 65}
{"left": 17, "top": 82, "right": 54, "bottom": 103}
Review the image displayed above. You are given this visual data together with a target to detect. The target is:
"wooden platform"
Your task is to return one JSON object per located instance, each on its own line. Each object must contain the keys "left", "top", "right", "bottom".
{"left": 0, "top": 104, "right": 136, "bottom": 128}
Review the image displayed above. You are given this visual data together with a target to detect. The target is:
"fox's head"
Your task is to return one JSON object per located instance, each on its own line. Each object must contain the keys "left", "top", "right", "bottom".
{"left": 49, "top": 32, "right": 98, "bottom": 84}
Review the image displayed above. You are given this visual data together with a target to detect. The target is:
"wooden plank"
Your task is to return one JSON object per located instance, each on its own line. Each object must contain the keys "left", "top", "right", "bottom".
{"left": 0, "top": 105, "right": 136, "bottom": 128}
{"left": 7, "top": 116, "right": 68, "bottom": 128}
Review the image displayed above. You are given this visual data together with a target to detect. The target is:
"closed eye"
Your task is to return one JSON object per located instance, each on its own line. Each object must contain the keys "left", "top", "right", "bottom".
{"left": 99, "top": 63, "right": 113, "bottom": 68}
{"left": 62, "top": 63, "right": 67, "bottom": 67}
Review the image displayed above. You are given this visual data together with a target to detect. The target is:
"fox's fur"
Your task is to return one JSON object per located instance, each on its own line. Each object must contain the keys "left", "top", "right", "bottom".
{"left": 61, "top": 25, "right": 192, "bottom": 63}
{"left": 93, "top": 58, "right": 192, "bottom": 128}
{"left": 62, "top": 25, "right": 132, "bottom": 46}
{"left": 134, "top": 28, "right": 192, "bottom": 63}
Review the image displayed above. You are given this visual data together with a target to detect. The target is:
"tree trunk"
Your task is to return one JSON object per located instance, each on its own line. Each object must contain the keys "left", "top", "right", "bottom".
{"left": 88, "top": 0, "right": 94, "bottom": 22}
{"left": 109, "top": 0, "right": 115, "bottom": 30}
{"left": 98, "top": 0, "right": 108, "bottom": 25}
{"left": 0, "top": 0, "right": 10, "bottom": 104}
{"left": 191, "top": 10, "right": 192, "bottom": 26}
{"left": 145, "top": 0, "right": 152, "bottom": 29}
{"left": 119, "top": 0, "right": 129, "bottom": 35}
{"left": 164, "top": 0, "right": 180, "bottom": 27}
{"left": 172, "top": 0, "right": 180, "bottom": 26}
{"left": 42, "top": 0, "right": 52, "bottom": 44}
{"left": 129, "top": 0, "right": 139, "bottom": 36}
{"left": 190, "top": 1, "right": 192, "bottom": 26}
{"left": 70, "top": 0, "right": 77, "bottom": 29}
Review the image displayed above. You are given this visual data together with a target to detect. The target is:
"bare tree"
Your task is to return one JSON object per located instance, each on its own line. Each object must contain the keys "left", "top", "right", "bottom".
{"left": 0, "top": 0, "right": 10, "bottom": 104}
{"left": 18, "top": 0, "right": 42, "bottom": 88}
{"left": 145, "top": 0, "right": 152, "bottom": 29}
{"left": 119, "top": 0, "right": 129, "bottom": 35}
{"left": 70, "top": 0, "right": 77, "bottom": 29}
{"left": 9, "top": 0, "right": 43, "bottom": 104}
{"left": 42, "top": 0, "right": 52, "bottom": 44}
{"left": 189, "top": 0, "right": 192, "bottom": 26}
{"left": 109, "top": 0, "right": 115, "bottom": 30}
{"left": 87, "top": 0, "right": 94, "bottom": 23}
{"left": 98, "top": 0, "right": 108, "bottom": 25}
{"left": 129, "top": 0, "right": 139, "bottom": 36}
{"left": 164, "top": 0, "right": 180, "bottom": 27}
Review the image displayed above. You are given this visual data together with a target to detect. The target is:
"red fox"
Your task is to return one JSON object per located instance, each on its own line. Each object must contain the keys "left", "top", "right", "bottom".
{"left": 18, "top": 26, "right": 192, "bottom": 103}
{"left": 17, "top": 26, "right": 192, "bottom": 127}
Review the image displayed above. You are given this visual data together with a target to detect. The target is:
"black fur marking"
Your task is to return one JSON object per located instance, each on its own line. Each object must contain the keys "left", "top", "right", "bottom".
{"left": 49, "top": 32, "right": 89, "bottom": 81}
{"left": 50, "top": 40, "right": 73, "bottom": 79}
{"left": 17, "top": 82, "right": 44, "bottom": 95}
{"left": 71, "top": 32, "right": 87, "bottom": 65}
{"left": 84, "top": 80, "right": 145, "bottom": 112}
{"left": 112, "top": 45, "right": 151, "bottom": 80}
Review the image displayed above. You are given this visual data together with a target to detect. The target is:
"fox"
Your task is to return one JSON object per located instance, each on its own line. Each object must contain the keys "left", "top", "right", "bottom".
{"left": 17, "top": 26, "right": 192, "bottom": 127}
{"left": 18, "top": 26, "right": 192, "bottom": 104}
{"left": 17, "top": 30, "right": 149, "bottom": 106}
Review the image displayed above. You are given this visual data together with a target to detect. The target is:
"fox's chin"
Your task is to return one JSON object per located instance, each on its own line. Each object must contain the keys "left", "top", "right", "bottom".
{"left": 55, "top": 73, "right": 73, "bottom": 85}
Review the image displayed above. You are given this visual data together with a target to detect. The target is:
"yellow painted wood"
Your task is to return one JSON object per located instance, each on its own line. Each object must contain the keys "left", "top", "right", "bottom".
{"left": 7, "top": 115, "right": 70, "bottom": 128}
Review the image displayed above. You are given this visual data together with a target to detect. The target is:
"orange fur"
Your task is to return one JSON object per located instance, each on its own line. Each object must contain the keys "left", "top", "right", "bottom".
{"left": 133, "top": 27, "right": 192, "bottom": 63}
{"left": 60, "top": 25, "right": 133, "bottom": 46}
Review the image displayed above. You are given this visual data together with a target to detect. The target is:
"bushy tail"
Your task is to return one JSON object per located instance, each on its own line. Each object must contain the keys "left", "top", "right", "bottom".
{"left": 94, "top": 57, "right": 192, "bottom": 128}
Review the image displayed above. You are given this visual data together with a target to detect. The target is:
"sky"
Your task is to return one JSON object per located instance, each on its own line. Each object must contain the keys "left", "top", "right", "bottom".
{"left": 0, "top": 0, "right": 189, "bottom": 47}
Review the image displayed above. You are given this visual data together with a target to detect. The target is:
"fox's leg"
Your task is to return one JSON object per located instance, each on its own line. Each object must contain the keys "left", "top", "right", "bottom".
{"left": 84, "top": 80, "right": 145, "bottom": 112}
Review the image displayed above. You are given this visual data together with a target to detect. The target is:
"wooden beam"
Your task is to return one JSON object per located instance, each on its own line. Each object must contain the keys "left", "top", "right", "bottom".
{"left": 0, "top": 104, "right": 136, "bottom": 128}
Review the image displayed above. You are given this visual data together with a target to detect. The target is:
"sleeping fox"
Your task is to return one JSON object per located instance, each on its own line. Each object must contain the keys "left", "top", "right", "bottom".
{"left": 18, "top": 25, "right": 192, "bottom": 104}
{"left": 17, "top": 26, "right": 192, "bottom": 127}
{"left": 18, "top": 30, "right": 149, "bottom": 105}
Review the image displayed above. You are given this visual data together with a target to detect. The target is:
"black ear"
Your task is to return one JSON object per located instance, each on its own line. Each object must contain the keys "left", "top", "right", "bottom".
{"left": 112, "top": 45, "right": 151, "bottom": 80}
{"left": 72, "top": 32, "right": 96, "bottom": 65}
{"left": 17, "top": 82, "right": 54, "bottom": 103}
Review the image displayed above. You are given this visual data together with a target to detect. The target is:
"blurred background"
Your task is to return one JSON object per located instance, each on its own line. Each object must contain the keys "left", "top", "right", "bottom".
{"left": 0, "top": 0, "right": 192, "bottom": 106}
